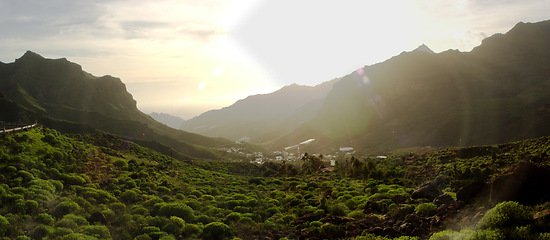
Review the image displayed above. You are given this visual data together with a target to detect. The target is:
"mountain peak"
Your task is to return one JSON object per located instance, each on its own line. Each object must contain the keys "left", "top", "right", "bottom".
{"left": 17, "top": 50, "right": 45, "bottom": 61}
{"left": 413, "top": 44, "right": 435, "bottom": 54}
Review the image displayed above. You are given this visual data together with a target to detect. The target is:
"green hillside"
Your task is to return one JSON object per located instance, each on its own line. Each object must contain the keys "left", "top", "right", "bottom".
{"left": 0, "top": 51, "right": 239, "bottom": 160}
{"left": 1, "top": 127, "right": 549, "bottom": 239}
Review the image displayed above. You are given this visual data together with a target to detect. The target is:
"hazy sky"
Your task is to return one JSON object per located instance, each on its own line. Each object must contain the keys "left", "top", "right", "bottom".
{"left": 0, "top": 0, "right": 549, "bottom": 119}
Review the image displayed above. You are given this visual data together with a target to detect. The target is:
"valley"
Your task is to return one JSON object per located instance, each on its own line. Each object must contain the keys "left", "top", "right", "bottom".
{"left": 1, "top": 18, "right": 550, "bottom": 240}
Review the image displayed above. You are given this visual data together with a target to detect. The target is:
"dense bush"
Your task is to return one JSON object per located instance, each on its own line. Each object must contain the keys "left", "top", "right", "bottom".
{"left": 477, "top": 201, "right": 530, "bottom": 229}
{"left": 415, "top": 203, "right": 437, "bottom": 216}
{"left": 158, "top": 202, "right": 196, "bottom": 222}
{"left": 201, "top": 222, "right": 233, "bottom": 240}
{"left": 52, "top": 201, "right": 80, "bottom": 218}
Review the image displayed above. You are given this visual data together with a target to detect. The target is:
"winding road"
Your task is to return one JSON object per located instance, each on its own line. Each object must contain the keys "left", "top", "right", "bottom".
{"left": 0, "top": 123, "right": 38, "bottom": 134}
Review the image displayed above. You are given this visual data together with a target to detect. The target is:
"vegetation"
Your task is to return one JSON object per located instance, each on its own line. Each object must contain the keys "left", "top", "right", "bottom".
{"left": 0, "top": 127, "right": 549, "bottom": 239}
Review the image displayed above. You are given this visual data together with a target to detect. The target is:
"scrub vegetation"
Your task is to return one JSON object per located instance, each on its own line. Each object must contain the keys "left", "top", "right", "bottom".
{"left": 0, "top": 127, "right": 549, "bottom": 239}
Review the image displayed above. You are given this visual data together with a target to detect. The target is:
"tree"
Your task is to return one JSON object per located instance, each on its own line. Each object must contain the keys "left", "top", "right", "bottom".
{"left": 301, "top": 153, "right": 323, "bottom": 174}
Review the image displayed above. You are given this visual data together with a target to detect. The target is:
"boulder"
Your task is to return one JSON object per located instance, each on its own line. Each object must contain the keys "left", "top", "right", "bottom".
{"left": 433, "top": 193, "right": 456, "bottom": 206}
{"left": 456, "top": 180, "right": 489, "bottom": 204}
{"left": 490, "top": 161, "right": 550, "bottom": 205}
{"left": 411, "top": 182, "right": 442, "bottom": 201}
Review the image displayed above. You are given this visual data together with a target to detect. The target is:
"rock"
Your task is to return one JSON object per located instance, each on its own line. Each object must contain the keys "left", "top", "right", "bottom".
{"left": 391, "top": 205, "right": 414, "bottom": 220}
{"left": 433, "top": 193, "right": 456, "bottom": 206}
{"left": 412, "top": 182, "right": 442, "bottom": 201}
{"left": 390, "top": 194, "right": 409, "bottom": 204}
{"left": 382, "top": 227, "right": 400, "bottom": 237}
{"left": 404, "top": 214, "right": 420, "bottom": 226}
{"left": 490, "top": 161, "right": 550, "bottom": 205}
{"left": 456, "top": 180, "right": 489, "bottom": 204}
{"left": 371, "top": 226, "right": 384, "bottom": 235}
{"left": 433, "top": 175, "right": 451, "bottom": 189}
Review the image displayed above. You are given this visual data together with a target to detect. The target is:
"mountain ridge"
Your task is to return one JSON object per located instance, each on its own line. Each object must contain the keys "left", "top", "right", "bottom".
{"left": 276, "top": 19, "right": 550, "bottom": 153}
{"left": 0, "top": 51, "right": 238, "bottom": 160}
{"left": 149, "top": 112, "right": 186, "bottom": 129}
{"left": 180, "top": 78, "right": 339, "bottom": 142}
{"left": 182, "top": 19, "right": 550, "bottom": 153}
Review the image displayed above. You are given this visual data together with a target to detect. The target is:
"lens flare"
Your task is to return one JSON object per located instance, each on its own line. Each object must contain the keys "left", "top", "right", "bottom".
{"left": 362, "top": 75, "right": 370, "bottom": 86}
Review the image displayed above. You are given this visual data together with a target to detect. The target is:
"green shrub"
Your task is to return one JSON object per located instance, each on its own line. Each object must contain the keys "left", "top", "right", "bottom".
{"left": 160, "top": 235, "right": 176, "bottom": 240}
{"left": 14, "top": 236, "right": 31, "bottom": 240}
{"left": 56, "top": 214, "right": 89, "bottom": 229}
{"left": 120, "top": 189, "right": 142, "bottom": 203}
{"left": 201, "top": 222, "right": 233, "bottom": 240}
{"left": 415, "top": 202, "right": 437, "bottom": 216}
{"left": 158, "top": 202, "right": 196, "bottom": 222}
{"left": 80, "top": 225, "right": 111, "bottom": 239}
{"left": 142, "top": 226, "right": 161, "bottom": 234}
{"left": 113, "top": 159, "right": 127, "bottom": 169}
{"left": 31, "top": 224, "right": 55, "bottom": 239}
{"left": 348, "top": 210, "right": 366, "bottom": 219}
{"left": 329, "top": 204, "right": 347, "bottom": 217}
{"left": 225, "top": 212, "right": 242, "bottom": 223}
{"left": 478, "top": 201, "right": 530, "bottom": 229}
{"left": 61, "top": 174, "right": 86, "bottom": 185}
{"left": 17, "top": 170, "right": 34, "bottom": 182}
{"left": 239, "top": 217, "right": 253, "bottom": 224}
{"left": 429, "top": 229, "right": 503, "bottom": 240}
{"left": 53, "top": 227, "right": 74, "bottom": 238}
{"left": 197, "top": 214, "right": 214, "bottom": 224}
{"left": 309, "top": 221, "right": 323, "bottom": 228}
{"left": 0, "top": 214, "right": 9, "bottom": 235}
{"left": 52, "top": 201, "right": 80, "bottom": 218}
{"left": 182, "top": 224, "right": 202, "bottom": 238}
{"left": 320, "top": 223, "right": 345, "bottom": 238}
{"left": 134, "top": 234, "right": 152, "bottom": 240}
{"left": 263, "top": 220, "right": 277, "bottom": 230}
{"left": 36, "top": 213, "right": 54, "bottom": 225}
{"left": 62, "top": 233, "right": 99, "bottom": 240}
{"left": 42, "top": 134, "right": 59, "bottom": 145}
{"left": 162, "top": 222, "right": 181, "bottom": 235}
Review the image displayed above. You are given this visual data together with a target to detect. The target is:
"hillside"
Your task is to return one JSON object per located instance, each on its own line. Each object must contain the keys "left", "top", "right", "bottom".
{"left": 180, "top": 79, "right": 338, "bottom": 142}
{"left": 148, "top": 112, "right": 186, "bottom": 129}
{"left": 0, "top": 52, "right": 238, "bottom": 160}
{"left": 270, "top": 20, "right": 550, "bottom": 152}
{"left": 0, "top": 127, "right": 549, "bottom": 239}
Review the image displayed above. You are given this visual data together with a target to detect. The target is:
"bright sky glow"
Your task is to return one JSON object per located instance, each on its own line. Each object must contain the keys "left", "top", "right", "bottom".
{"left": 0, "top": 0, "right": 548, "bottom": 119}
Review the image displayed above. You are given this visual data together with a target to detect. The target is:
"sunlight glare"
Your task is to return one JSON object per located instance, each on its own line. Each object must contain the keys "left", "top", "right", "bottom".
{"left": 198, "top": 82, "right": 206, "bottom": 90}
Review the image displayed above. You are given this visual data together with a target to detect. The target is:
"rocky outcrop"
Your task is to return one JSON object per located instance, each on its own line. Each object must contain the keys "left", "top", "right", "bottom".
{"left": 456, "top": 180, "right": 489, "bottom": 204}
{"left": 411, "top": 182, "right": 443, "bottom": 201}
{"left": 456, "top": 162, "right": 550, "bottom": 206}
{"left": 490, "top": 161, "right": 550, "bottom": 205}
{"left": 433, "top": 193, "right": 456, "bottom": 207}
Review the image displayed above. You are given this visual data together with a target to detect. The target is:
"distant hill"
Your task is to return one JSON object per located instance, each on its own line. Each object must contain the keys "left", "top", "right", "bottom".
{"left": 0, "top": 51, "right": 237, "bottom": 159}
{"left": 180, "top": 79, "right": 338, "bottom": 142}
{"left": 272, "top": 20, "right": 550, "bottom": 153}
{"left": 148, "top": 112, "right": 186, "bottom": 129}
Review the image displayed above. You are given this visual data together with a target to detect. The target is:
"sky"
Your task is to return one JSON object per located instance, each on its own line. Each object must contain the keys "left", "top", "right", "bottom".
{"left": 0, "top": 0, "right": 549, "bottom": 119}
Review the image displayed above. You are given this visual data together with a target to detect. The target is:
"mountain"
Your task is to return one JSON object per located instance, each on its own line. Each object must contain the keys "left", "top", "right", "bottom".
{"left": 0, "top": 51, "right": 237, "bottom": 159}
{"left": 149, "top": 112, "right": 186, "bottom": 129}
{"left": 270, "top": 20, "right": 550, "bottom": 153}
{"left": 180, "top": 79, "right": 338, "bottom": 142}
{"left": 413, "top": 44, "right": 435, "bottom": 54}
